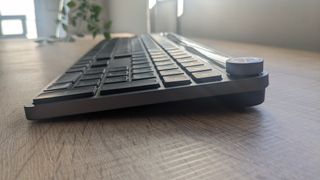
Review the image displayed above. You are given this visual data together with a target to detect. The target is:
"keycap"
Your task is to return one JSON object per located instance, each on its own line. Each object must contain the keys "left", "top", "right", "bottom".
{"left": 172, "top": 54, "right": 192, "bottom": 59}
{"left": 75, "top": 79, "right": 100, "bottom": 87}
{"left": 67, "top": 67, "right": 86, "bottom": 73}
{"left": 180, "top": 61, "right": 203, "bottom": 67}
{"left": 114, "top": 54, "right": 131, "bottom": 58}
{"left": 132, "top": 72, "right": 155, "bottom": 81}
{"left": 81, "top": 73, "right": 103, "bottom": 80}
{"left": 151, "top": 55, "right": 168, "bottom": 59}
{"left": 132, "top": 54, "right": 146, "bottom": 58}
{"left": 45, "top": 82, "right": 72, "bottom": 91}
{"left": 162, "top": 74, "right": 191, "bottom": 87}
{"left": 191, "top": 70, "right": 222, "bottom": 83}
{"left": 153, "top": 57, "right": 170, "bottom": 62}
{"left": 156, "top": 64, "right": 179, "bottom": 71}
{"left": 72, "top": 64, "right": 90, "bottom": 69}
{"left": 132, "top": 57, "right": 147, "bottom": 61}
{"left": 34, "top": 86, "right": 97, "bottom": 104}
{"left": 106, "top": 71, "right": 128, "bottom": 77}
{"left": 108, "top": 66, "right": 128, "bottom": 72}
{"left": 132, "top": 67, "right": 153, "bottom": 74}
{"left": 100, "top": 79, "right": 160, "bottom": 95}
{"left": 96, "top": 57, "right": 110, "bottom": 61}
{"left": 86, "top": 68, "right": 105, "bottom": 75}
{"left": 159, "top": 69, "right": 184, "bottom": 76}
{"left": 185, "top": 65, "right": 212, "bottom": 73}
{"left": 154, "top": 60, "right": 174, "bottom": 66}
{"left": 56, "top": 72, "right": 82, "bottom": 84}
{"left": 133, "top": 61, "right": 149, "bottom": 65}
{"left": 92, "top": 60, "right": 108, "bottom": 68}
{"left": 104, "top": 76, "right": 128, "bottom": 84}
{"left": 133, "top": 63, "right": 151, "bottom": 69}
{"left": 149, "top": 52, "right": 163, "bottom": 56}
{"left": 176, "top": 58, "right": 197, "bottom": 64}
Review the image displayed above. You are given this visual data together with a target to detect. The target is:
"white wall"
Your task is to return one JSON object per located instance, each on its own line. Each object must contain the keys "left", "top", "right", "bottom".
{"left": 106, "top": 0, "right": 148, "bottom": 34}
{"left": 151, "top": 0, "right": 177, "bottom": 33}
{"left": 179, "top": 0, "right": 320, "bottom": 51}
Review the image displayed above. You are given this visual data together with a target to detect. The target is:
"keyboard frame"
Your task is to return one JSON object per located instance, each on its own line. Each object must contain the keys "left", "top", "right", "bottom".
{"left": 24, "top": 33, "right": 269, "bottom": 120}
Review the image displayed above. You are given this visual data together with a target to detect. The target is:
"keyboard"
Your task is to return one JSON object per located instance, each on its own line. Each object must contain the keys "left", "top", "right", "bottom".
{"left": 24, "top": 33, "right": 269, "bottom": 120}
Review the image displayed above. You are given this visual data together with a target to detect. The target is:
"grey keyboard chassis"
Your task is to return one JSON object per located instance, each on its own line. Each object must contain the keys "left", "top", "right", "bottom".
{"left": 24, "top": 33, "right": 269, "bottom": 120}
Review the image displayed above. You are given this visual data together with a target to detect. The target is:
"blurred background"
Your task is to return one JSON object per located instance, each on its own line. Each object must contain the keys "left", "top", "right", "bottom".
{"left": 0, "top": 0, "right": 319, "bottom": 51}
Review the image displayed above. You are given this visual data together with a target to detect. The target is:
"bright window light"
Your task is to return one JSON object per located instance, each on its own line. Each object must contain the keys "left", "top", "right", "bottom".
{"left": 0, "top": 0, "right": 37, "bottom": 38}
{"left": 149, "top": 0, "right": 157, "bottom": 9}
{"left": 1, "top": 20, "right": 24, "bottom": 35}
{"left": 177, "top": 0, "right": 184, "bottom": 17}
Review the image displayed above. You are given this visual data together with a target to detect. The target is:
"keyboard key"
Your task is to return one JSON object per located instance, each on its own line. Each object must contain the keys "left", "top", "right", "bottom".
{"left": 75, "top": 79, "right": 100, "bottom": 87}
{"left": 180, "top": 61, "right": 203, "bottom": 67}
{"left": 96, "top": 57, "right": 110, "bottom": 61}
{"left": 101, "top": 79, "right": 160, "bottom": 95}
{"left": 132, "top": 54, "right": 146, "bottom": 58}
{"left": 104, "top": 76, "right": 128, "bottom": 84}
{"left": 151, "top": 55, "right": 168, "bottom": 59}
{"left": 176, "top": 58, "right": 197, "bottom": 64}
{"left": 108, "top": 66, "right": 128, "bottom": 72}
{"left": 86, "top": 68, "right": 105, "bottom": 74}
{"left": 92, "top": 60, "right": 108, "bottom": 68}
{"left": 133, "top": 63, "right": 151, "bottom": 69}
{"left": 191, "top": 70, "right": 222, "bottom": 83}
{"left": 156, "top": 64, "right": 179, "bottom": 71}
{"left": 132, "top": 57, "right": 147, "bottom": 61}
{"left": 81, "top": 73, "right": 103, "bottom": 80}
{"left": 153, "top": 57, "right": 170, "bottom": 62}
{"left": 56, "top": 72, "right": 82, "bottom": 84}
{"left": 106, "top": 71, "right": 128, "bottom": 77}
{"left": 132, "top": 67, "right": 153, "bottom": 74}
{"left": 159, "top": 69, "right": 184, "bottom": 76}
{"left": 172, "top": 54, "right": 192, "bottom": 59}
{"left": 133, "top": 61, "right": 149, "bottom": 65}
{"left": 185, "top": 65, "right": 212, "bottom": 73}
{"left": 162, "top": 74, "right": 191, "bottom": 87}
{"left": 154, "top": 60, "right": 174, "bottom": 66}
{"left": 132, "top": 72, "right": 155, "bottom": 81}
{"left": 149, "top": 52, "right": 163, "bottom": 56}
{"left": 72, "top": 64, "right": 90, "bottom": 69}
{"left": 67, "top": 67, "right": 86, "bottom": 73}
{"left": 114, "top": 54, "right": 131, "bottom": 59}
{"left": 34, "top": 86, "right": 97, "bottom": 104}
{"left": 45, "top": 82, "right": 71, "bottom": 91}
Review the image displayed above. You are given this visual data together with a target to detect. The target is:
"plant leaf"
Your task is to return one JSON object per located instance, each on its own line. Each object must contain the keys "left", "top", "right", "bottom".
{"left": 67, "top": 1, "right": 76, "bottom": 9}
{"left": 103, "top": 32, "right": 111, "bottom": 40}
{"left": 71, "top": 17, "right": 77, "bottom": 26}
{"left": 61, "top": 7, "right": 67, "bottom": 15}
{"left": 62, "top": 24, "right": 68, "bottom": 31}
{"left": 104, "top": 21, "right": 112, "bottom": 29}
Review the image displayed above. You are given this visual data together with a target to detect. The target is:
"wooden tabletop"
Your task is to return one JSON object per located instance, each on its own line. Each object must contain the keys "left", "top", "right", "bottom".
{"left": 0, "top": 36, "right": 319, "bottom": 180}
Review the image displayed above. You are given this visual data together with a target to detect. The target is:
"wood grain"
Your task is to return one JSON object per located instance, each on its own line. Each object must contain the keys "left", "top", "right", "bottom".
{"left": 0, "top": 36, "right": 320, "bottom": 180}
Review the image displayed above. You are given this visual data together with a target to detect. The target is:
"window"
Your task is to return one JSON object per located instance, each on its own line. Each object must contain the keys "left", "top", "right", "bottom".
{"left": 0, "top": 0, "right": 37, "bottom": 38}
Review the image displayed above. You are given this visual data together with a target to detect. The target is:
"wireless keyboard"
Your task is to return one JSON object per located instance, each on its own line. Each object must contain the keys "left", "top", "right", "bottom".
{"left": 24, "top": 33, "right": 269, "bottom": 120}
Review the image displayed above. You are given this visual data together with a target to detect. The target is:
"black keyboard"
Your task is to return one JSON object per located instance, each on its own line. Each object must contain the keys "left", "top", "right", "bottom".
{"left": 24, "top": 33, "right": 269, "bottom": 120}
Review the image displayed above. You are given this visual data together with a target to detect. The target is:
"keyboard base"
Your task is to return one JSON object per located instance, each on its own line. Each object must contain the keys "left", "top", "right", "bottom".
{"left": 25, "top": 73, "right": 268, "bottom": 120}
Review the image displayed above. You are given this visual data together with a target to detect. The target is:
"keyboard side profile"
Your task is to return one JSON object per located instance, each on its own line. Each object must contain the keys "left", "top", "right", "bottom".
{"left": 24, "top": 33, "right": 269, "bottom": 120}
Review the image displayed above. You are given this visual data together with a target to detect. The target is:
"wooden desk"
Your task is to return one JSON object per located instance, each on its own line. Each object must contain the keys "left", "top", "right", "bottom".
{"left": 1, "top": 37, "right": 319, "bottom": 180}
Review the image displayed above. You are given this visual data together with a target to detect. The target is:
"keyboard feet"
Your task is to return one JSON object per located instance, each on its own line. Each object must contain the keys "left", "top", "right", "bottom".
{"left": 217, "top": 89, "right": 265, "bottom": 107}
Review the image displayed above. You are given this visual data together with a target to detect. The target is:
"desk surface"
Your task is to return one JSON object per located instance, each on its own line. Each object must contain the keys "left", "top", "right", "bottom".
{"left": 0, "top": 36, "right": 320, "bottom": 180}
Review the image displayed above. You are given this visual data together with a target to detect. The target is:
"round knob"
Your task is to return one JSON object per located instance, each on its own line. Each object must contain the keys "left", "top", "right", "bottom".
{"left": 226, "top": 57, "right": 264, "bottom": 76}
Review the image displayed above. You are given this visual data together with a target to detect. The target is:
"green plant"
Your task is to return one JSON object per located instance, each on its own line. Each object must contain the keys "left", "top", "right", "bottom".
{"left": 56, "top": 0, "right": 112, "bottom": 41}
